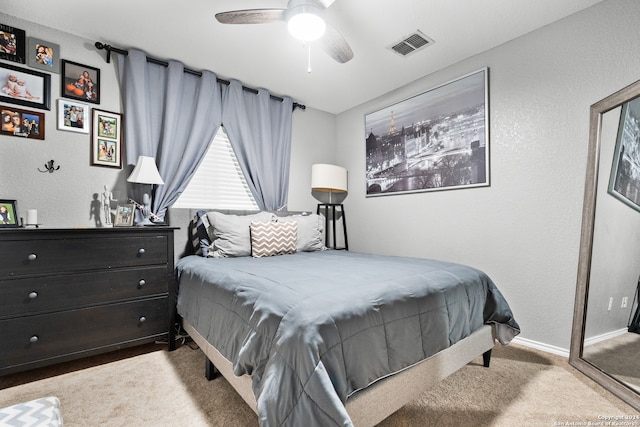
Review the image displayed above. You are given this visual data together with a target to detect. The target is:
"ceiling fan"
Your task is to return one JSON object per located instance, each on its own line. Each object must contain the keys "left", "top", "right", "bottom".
{"left": 215, "top": 0, "right": 354, "bottom": 64}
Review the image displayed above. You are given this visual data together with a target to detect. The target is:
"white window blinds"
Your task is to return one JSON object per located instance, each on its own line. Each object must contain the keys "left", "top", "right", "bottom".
{"left": 172, "top": 126, "right": 258, "bottom": 210}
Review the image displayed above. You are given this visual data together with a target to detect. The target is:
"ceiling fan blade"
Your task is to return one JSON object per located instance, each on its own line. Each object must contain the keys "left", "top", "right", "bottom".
{"left": 320, "top": 24, "right": 353, "bottom": 63}
{"left": 215, "top": 9, "right": 286, "bottom": 25}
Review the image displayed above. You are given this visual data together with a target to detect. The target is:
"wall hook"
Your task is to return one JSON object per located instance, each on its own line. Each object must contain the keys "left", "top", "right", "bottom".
{"left": 38, "top": 160, "right": 60, "bottom": 173}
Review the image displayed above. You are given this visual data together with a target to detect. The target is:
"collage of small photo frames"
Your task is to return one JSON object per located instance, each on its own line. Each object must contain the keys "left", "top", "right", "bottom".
{"left": 1, "top": 21, "right": 118, "bottom": 169}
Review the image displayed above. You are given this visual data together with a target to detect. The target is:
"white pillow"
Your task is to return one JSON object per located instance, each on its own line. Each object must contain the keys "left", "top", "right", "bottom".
{"left": 277, "top": 214, "right": 325, "bottom": 252}
{"left": 205, "top": 211, "right": 274, "bottom": 257}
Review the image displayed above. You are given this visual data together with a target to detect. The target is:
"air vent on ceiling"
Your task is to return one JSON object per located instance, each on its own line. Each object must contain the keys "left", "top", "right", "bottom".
{"left": 389, "top": 31, "right": 434, "bottom": 57}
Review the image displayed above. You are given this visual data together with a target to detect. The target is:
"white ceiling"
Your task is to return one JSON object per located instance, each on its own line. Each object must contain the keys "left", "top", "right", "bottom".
{"left": 3, "top": 0, "right": 602, "bottom": 114}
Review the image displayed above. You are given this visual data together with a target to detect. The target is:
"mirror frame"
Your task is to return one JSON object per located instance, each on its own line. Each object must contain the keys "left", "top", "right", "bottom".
{"left": 570, "top": 78, "right": 640, "bottom": 411}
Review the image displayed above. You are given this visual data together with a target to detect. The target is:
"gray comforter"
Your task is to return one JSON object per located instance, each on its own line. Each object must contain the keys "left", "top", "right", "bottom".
{"left": 176, "top": 250, "right": 520, "bottom": 427}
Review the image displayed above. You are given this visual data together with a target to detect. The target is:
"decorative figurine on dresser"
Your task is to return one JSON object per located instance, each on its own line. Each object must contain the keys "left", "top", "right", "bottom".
{"left": 0, "top": 226, "right": 176, "bottom": 376}
{"left": 102, "top": 185, "right": 117, "bottom": 226}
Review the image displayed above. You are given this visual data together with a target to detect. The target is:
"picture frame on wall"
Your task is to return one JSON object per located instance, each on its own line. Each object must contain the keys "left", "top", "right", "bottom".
{"left": 364, "top": 68, "right": 489, "bottom": 197}
{"left": 1, "top": 104, "right": 45, "bottom": 140}
{"left": 114, "top": 204, "right": 134, "bottom": 227}
{"left": 57, "top": 99, "right": 89, "bottom": 133}
{"left": 27, "top": 37, "right": 61, "bottom": 74}
{"left": 0, "top": 23, "right": 26, "bottom": 64}
{"left": 608, "top": 96, "right": 640, "bottom": 212}
{"left": 0, "top": 199, "right": 20, "bottom": 228}
{"left": 91, "top": 109, "right": 122, "bottom": 169}
{"left": 0, "top": 62, "right": 51, "bottom": 110}
{"left": 61, "top": 59, "right": 100, "bottom": 104}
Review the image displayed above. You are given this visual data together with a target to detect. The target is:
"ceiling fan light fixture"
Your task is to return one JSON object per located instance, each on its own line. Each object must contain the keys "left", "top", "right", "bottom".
{"left": 287, "top": 4, "right": 326, "bottom": 41}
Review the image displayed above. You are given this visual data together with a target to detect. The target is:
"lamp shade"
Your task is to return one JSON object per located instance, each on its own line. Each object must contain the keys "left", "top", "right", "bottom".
{"left": 127, "top": 156, "right": 165, "bottom": 185}
{"left": 311, "top": 163, "right": 347, "bottom": 193}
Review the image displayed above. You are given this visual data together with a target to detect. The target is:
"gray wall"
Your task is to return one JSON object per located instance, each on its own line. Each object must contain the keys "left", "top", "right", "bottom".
{"left": 0, "top": 13, "right": 335, "bottom": 228}
{"left": 335, "top": 0, "right": 640, "bottom": 351}
{"left": 0, "top": 13, "right": 125, "bottom": 228}
{"left": 3, "top": 0, "right": 640, "bottom": 352}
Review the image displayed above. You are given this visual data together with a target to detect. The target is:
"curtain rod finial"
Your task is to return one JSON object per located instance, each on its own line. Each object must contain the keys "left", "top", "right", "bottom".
{"left": 94, "top": 42, "right": 113, "bottom": 63}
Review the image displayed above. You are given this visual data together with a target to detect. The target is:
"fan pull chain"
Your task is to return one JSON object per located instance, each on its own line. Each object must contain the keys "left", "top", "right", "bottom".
{"left": 307, "top": 42, "right": 312, "bottom": 74}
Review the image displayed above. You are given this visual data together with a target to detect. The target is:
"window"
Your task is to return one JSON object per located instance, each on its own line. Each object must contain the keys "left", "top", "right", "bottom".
{"left": 172, "top": 126, "right": 258, "bottom": 210}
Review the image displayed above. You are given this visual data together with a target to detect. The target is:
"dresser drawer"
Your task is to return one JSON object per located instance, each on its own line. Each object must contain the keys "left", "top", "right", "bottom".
{"left": 0, "top": 234, "right": 168, "bottom": 277}
{"left": 0, "top": 297, "right": 169, "bottom": 371}
{"left": 0, "top": 266, "right": 169, "bottom": 318}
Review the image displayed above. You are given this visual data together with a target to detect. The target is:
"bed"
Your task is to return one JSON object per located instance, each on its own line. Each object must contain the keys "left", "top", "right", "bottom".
{"left": 173, "top": 209, "right": 520, "bottom": 427}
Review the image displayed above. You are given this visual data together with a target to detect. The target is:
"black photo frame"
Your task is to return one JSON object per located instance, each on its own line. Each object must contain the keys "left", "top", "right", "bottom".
{"left": 0, "top": 62, "right": 51, "bottom": 110}
{"left": 0, "top": 23, "right": 26, "bottom": 64}
{"left": 91, "top": 109, "right": 123, "bottom": 169}
{"left": 61, "top": 60, "right": 100, "bottom": 104}
{"left": 0, "top": 199, "right": 20, "bottom": 228}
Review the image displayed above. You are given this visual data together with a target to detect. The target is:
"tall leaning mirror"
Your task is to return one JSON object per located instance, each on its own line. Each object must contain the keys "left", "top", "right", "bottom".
{"left": 570, "top": 78, "right": 640, "bottom": 411}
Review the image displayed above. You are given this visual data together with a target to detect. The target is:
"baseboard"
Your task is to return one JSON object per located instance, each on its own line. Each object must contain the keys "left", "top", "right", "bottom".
{"left": 510, "top": 327, "right": 630, "bottom": 358}
{"left": 583, "top": 327, "right": 628, "bottom": 347}
{"left": 511, "top": 336, "right": 569, "bottom": 358}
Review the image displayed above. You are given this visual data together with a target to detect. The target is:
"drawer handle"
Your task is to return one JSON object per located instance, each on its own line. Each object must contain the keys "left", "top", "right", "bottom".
{"left": 28, "top": 291, "right": 38, "bottom": 299}
{"left": 138, "top": 248, "right": 146, "bottom": 255}
{"left": 29, "top": 335, "right": 39, "bottom": 343}
{"left": 138, "top": 279, "right": 146, "bottom": 287}
{"left": 139, "top": 316, "right": 147, "bottom": 323}
{"left": 27, "top": 253, "right": 37, "bottom": 261}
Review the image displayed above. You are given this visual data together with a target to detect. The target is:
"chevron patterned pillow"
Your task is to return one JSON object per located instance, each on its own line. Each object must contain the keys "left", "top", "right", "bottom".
{"left": 0, "top": 396, "right": 63, "bottom": 426}
{"left": 250, "top": 221, "right": 297, "bottom": 258}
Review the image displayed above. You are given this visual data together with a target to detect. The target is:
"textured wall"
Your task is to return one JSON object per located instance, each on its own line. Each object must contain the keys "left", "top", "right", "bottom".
{"left": 0, "top": 13, "right": 124, "bottom": 228}
{"left": 335, "top": 0, "right": 640, "bottom": 350}
{"left": 3, "top": 1, "right": 639, "bottom": 351}
{"left": 0, "top": 13, "right": 334, "bottom": 228}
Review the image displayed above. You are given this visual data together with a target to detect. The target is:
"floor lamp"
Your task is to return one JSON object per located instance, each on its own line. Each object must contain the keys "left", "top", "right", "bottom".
{"left": 311, "top": 163, "right": 348, "bottom": 250}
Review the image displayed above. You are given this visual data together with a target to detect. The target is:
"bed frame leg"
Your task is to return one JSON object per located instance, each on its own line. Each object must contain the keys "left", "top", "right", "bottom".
{"left": 205, "top": 357, "right": 220, "bottom": 380}
{"left": 482, "top": 349, "right": 492, "bottom": 368}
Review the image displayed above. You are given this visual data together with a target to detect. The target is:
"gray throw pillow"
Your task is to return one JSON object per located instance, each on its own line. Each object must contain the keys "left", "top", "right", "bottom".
{"left": 206, "top": 211, "right": 274, "bottom": 257}
{"left": 277, "top": 214, "right": 325, "bottom": 252}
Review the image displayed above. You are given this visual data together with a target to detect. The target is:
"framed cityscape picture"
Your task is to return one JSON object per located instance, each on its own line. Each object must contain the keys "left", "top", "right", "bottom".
{"left": 608, "top": 95, "right": 640, "bottom": 212}
{"left": 364, "top": 68, "right": 489, "bottom": 197}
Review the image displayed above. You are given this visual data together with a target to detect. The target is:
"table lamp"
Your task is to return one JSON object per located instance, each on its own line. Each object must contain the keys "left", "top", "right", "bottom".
{"left": 127, "top": 156, "right": 164, "bottom": 226}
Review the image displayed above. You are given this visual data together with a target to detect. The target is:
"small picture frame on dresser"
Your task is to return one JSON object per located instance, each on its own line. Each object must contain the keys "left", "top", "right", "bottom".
{"left": 0, "top": 199, "right": 19, "bottom": 227}
{"left": 114, "top": 204, "right": 134, "bottom": 227}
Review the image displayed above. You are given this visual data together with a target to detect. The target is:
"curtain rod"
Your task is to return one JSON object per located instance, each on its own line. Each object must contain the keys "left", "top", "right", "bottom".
{"left": 94, "top": 42, "right": 306, "bottom": 111}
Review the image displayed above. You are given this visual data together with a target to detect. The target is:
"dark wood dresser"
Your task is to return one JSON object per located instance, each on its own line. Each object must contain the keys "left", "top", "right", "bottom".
{"left": 0, "top": 227, "right": 176, "bottom": 376}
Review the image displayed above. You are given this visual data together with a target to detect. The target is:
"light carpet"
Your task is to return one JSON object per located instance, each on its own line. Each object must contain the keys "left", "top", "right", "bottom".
{"left": 0, "top": 341, "right": 638, "bottom": 426}
{"left": 583, "top": 332, "right": 640, "bottom": 393}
